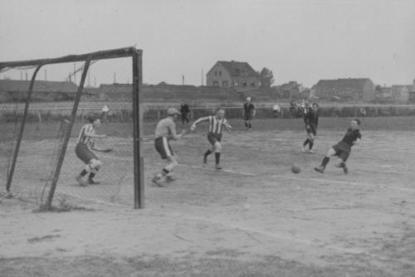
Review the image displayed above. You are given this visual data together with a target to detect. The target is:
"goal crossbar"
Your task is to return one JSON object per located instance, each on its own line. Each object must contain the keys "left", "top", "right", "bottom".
{"left": 0, "top": 47, "right": 138, "bottom": 70}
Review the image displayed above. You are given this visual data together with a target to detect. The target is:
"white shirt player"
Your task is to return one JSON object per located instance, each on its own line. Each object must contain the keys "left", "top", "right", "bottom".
{"left": 77, "top": 123, "right": 96, "bottom": 148}
{"left": 191, "top": 112, "right": 232, "bottom": 135}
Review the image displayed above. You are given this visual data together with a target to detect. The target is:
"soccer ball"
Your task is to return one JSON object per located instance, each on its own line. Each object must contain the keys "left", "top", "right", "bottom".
{"left": 291, "top": 164, "right": 301, "bottom": 174}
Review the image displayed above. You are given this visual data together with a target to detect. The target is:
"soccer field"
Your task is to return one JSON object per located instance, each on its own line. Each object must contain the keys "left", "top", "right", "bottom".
{"left": 1, "top": 117, "right": 415, "bottom": 276}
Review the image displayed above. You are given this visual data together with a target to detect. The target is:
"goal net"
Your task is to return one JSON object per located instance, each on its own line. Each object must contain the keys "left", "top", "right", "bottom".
{"left": 0, "top": 47, "right": 144, "bottom": 209}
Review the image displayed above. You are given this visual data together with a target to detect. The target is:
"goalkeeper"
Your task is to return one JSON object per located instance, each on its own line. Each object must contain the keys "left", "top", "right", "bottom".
{"left": 75, "top": 113, "right": 109, "bottom": 186}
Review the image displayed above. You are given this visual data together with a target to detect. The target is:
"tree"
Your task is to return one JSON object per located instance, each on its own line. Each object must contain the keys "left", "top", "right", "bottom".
{"left": 259, "top": 67, "right": 274, "bottom": 88}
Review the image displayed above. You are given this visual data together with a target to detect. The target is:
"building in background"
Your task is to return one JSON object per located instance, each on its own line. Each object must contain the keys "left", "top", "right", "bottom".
{"left": 391, "top": 85, "right": 411, "bottom": 103}
{"left": 312, "top": 78, "right": 375, "bottom": 102}
{"left": 206, "top": 61, "right": 260, "bottom": 88}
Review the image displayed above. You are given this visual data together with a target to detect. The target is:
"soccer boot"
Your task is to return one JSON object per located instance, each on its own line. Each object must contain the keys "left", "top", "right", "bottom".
{"left": 88, "top": 178, "right": 100, "bottom": 185}
{"left": 76, "top": 175, "right": 88, "bottom": 187}
{"left": 215, "top": 164, "right": 222, "bottom": 170}
{"left": 152, "top": 175, "right": 165, "bottom": 187}
{"left": 165, "top": 175, "right": 176, "bottom": 183}
{"left": 314, "top": 165, "right": 325, "bottom": 174}
{"left": 343, "top": 165, "right": 348, "bottom": 174}
{"left": 203, "top": 155, "right": 208, "bottom": 164}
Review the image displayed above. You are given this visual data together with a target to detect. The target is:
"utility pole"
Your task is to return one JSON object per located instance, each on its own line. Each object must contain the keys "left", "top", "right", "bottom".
{"left": 182, "top": 75, "right": 185, "bottom": 85}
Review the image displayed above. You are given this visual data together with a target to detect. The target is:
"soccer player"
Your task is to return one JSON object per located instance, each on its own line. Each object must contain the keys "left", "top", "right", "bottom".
{"left": 75, "top": 114, "right": 106, "bottom": 186}
{"left": 191, "top": 108, "right": 232, "bottom": 170}
{"left": 153, "top": 107, "right": 186, "bottom": 186}
{"left": 314, "top": 119, "right": 362, "bottom": 174}
{"left": 302, "top": 102, "right": 319, "bottom": 153}
{"left": 180, "top": 103, "right": 191, "bottom": 125}
{"left": 243, "top": 97, "right": 255, "bottom": 129}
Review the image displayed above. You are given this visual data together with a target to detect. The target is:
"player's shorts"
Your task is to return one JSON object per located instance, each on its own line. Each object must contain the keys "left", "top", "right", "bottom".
{"left": 181, "top": 113, "right": 190, "bottom": 122}
{"left": 244, "top": 114, "right": 253, "bottom": 121}
{"left": 154, "top": 136, "right": 174, "bottom": 159}
{"left": 75, "top": 143, "right": 98, "bottom": 164}
{"left": 332, "top": 141, "right": 352, "bottom": 161}
{"left": 207, "top": 132, "right": 222, "bottom": 145}
{"left": 306, "top": 124, "right": 317, "bottom": 136}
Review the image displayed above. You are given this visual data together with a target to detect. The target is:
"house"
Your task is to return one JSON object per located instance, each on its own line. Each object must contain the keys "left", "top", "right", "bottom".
{"left": 391, "top": 85, "right": 411, "bottom": 103}
{"left": 312, "top": 78, "right": 375, "bottom": 102}
{"left": 0, "top": 79, "right": 78, "bottom": 102}
{"left": 206, "top": 61, "right": 260, "bottom": 88}
{"left": 375, "top": 86, "right": 393, "bottom": 103}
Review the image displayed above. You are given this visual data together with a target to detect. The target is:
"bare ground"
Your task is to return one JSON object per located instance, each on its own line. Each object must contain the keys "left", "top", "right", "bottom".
{"left": 1, "top": 117, "right": 415, "bottom": 276}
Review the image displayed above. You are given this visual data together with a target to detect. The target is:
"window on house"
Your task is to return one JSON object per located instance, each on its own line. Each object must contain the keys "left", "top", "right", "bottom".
{"left": 243, "top": 82, "right": 247, "bottom": 87}
{"left": 213, "top": 81, "right": 219, "bottom": 87}
{"left": 251, "top": 82, "right": 256, "bottom": 87}
{"left": 219, "top": 71, "right": 222, "bottom": 76}
{"left": 222, "top": 81, "right": 228, "bottom": 87}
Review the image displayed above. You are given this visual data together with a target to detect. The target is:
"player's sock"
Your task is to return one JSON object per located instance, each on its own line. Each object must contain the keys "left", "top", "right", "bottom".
{"left": 215, "top": 152, "right": 221, "bottom": 165}
{"left": 309, "top": 140, "right": 314, "bottom": 150}
{"left": 88, "top": 173, "right": 95, "bottom": 180}
{"left": 303, "top": 139, "right": 309, "bottom": 147}
{"left": 249, "top": 123, "right": 252, "bottom": 128}
{"left": 321, "top": 156, "right": 330, "bottom": 168}
{"left": 204, "top": 149, "right": 212, "bottom": 163}
{"left": 162, "top": 168, "right": 169, "bottom": 176}
{"left": 79, "top": 169, "right": 88, "bottom": 177}
{"left": 244, "top": 122, "right": 248, "bottom": 128}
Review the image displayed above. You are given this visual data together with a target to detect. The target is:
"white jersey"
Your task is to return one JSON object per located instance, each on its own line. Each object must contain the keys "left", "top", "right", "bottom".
{"left": 77, "top": 123, "right": 95, "bottom": 148}
{"left": 193, "top": 115, "right": 231, "bottom": 135}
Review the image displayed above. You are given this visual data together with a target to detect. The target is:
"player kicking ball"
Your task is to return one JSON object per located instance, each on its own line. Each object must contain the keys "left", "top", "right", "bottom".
{"left": 190, "top": 108, "right": 232, "bottom": 170}
{"left": 153, "top": 108, "right": 186, "bottom": 187}
{"left": 314, "top": 119, "right": 362, "bottom": 174}
{"left": 75, "top": 113, "right": 110, "bottom": 186}
{"left": 302, "top": 102, "right": 319, "bottom": 153}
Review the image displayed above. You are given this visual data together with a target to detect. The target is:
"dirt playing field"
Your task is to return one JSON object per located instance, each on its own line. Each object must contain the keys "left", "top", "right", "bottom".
{"left": 1, "top": 117, "right": 415, "bottom": 276}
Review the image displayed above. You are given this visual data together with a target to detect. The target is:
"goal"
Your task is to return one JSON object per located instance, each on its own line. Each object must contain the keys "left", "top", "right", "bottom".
{"left": 0, "top": 47, "right": 144, "bottom": 209}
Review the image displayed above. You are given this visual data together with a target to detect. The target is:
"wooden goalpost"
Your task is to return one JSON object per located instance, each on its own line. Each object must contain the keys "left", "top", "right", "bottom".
{"left": 0, "top": 47, "right": 144, "bottom": 209}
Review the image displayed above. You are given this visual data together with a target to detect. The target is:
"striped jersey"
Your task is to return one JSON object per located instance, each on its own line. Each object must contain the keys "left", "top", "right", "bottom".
{"left": 194, "top": 115, "right": 231, "bottom": 135}
{"left": 77, "top": 123, "right": 96, "bottom": 148}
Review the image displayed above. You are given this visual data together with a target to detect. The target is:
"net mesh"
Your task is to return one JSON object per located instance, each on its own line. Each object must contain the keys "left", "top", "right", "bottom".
{"left": 0, "top": 56, "right": 139, "bottom": 208}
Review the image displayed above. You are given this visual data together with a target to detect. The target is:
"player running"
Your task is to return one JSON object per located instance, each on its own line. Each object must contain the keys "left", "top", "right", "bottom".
{"left": 152, "top": 107, "right": 186, "bottom": 187}
{"left": 314, "top": 119, "right": 362, "bottom": 174}
{"left": 243, "top": 97, "right": 255, "bottom": 129}
{"left": 75, "top": 114, "right": 107, "bottom": 186}
{"left": 191, "top": 108, "right": 232, "bottom": 170}
{"left": 302, "top": 102, "right": 319, "bottom": 153}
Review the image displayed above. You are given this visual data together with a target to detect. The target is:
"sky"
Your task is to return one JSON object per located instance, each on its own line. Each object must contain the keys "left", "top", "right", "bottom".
{"left": 0, "top": 0, "right": 414, "bottom": 87}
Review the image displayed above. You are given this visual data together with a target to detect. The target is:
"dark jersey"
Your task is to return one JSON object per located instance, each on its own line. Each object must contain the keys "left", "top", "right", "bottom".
{"left": 340, "top": 128, "right": 362, "bottom": 147}
{"left": 243, "top": 103, "right": 255, "bottom": 115}
{"left": 304, "top": 108, "right": 319, "bottom": 127}
{"left": 180, "top": 104, "right": 190, "bottom": 114}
